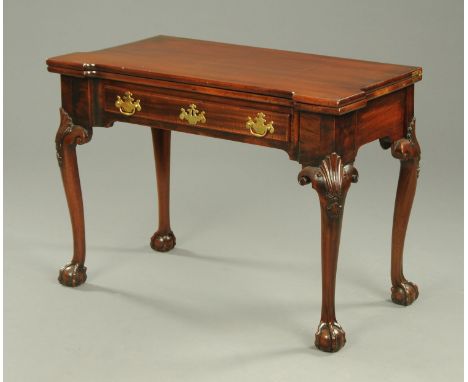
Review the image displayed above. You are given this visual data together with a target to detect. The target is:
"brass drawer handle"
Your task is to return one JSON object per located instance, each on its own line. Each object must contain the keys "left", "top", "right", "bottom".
{"left": 246, "top": 113, "right": 274, "bottom": 137}
{"left": 115, "top": 91, "right": 141, "bottom": 116}
{"left": 179, "top": 104, "right": 206, "bottom": 125}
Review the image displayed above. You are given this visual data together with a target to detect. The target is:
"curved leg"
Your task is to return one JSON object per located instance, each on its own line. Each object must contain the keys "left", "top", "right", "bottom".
{"left": 389, "top": 118, "right": 421, "bottom": 306}
{"left": 55, "top": 108, "right": 93, "bottom": 287}
{"left": 298, "top": 153, "right": 358, "bottom": 352}
{"left": 150, "top": 128, "right": 176, "bottom": 252}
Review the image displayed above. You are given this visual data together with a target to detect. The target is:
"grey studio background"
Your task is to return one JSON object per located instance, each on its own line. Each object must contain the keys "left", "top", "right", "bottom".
{"left": 4, "top": 0, "right": 463, "bottom": 381}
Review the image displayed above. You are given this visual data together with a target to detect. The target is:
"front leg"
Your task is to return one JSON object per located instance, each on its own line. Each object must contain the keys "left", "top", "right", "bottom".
{"left": 55, "top": 108, "right": 92, "bottom": 287}
{"left": 389, "top": 118, "right": 421, "bottom": 305}
{"left": 150, "top": 128, "right": 176, "bottom": 252}
{"left": 298, "top": 153, "right": 358, "bottom": 352}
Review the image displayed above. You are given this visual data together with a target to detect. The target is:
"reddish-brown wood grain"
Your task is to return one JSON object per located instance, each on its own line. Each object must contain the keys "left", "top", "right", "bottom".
{"left": 356, "top": 89, "right": 406, "bottom": 148}
{"left": 150, "top": 128, "right": 176, "bottom": 252}
{"left": 101, "top": 81, "right": 291, "bottom": 144}
{"left": 47, "top": 35, "right": 421, "bottom": 111}
{"left": 48, "top": 36, "right": 422, "bottom": 353}
{"left": 55, "top": 108, "right": 92, "bottom": 287}
{"left": 298, "top": 153, "right": 359, "bottom": 352}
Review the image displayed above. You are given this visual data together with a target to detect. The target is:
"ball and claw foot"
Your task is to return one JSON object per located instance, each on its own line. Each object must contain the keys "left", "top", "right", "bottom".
{"left": 391, "top": 281, "right": 419, "bottom": 306}
{"left": 315, "top": 321, "right": 346, "bottom": 352}
{"left": 58, "top": 263, "right": 87, "bottom": 287}
{"left": 150, "top": 231, "right": 176, "bottom": 252}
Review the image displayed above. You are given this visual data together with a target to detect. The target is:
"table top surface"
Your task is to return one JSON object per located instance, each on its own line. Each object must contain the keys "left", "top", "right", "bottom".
{"left": 47, "top": 35, "right": 421, "bottom": 108}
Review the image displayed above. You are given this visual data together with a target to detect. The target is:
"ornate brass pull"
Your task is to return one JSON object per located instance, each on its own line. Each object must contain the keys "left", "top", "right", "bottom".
{"left": 246, "top": 113, "right": 274, "bottom": 137}
{"left": 115, "top": 91, "right": 141, "bottom": 116}
{"left": 179, "top": 104, "right": 206, "bottom": 125}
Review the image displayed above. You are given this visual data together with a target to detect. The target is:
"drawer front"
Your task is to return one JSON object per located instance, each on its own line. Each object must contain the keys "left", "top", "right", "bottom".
{"left": 102, "top": 82, "right": 291, "bottom": 143}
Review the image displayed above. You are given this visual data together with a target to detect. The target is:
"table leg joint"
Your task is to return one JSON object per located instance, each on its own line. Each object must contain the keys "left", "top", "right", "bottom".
{"left": 55, "top": 108, "right": 93, "bottom": 167}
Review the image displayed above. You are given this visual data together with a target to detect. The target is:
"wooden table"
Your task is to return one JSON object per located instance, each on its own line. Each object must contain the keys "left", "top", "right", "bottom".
{"left": 47, "top": 36, "right": 422, "bottom": 352}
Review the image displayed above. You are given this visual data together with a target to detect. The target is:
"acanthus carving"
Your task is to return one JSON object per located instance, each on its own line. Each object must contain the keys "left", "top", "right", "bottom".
{"left": 55, "top": 108, "right": 93, "bottom": 167}
{"left": 406, "top": 117, "right": 416, "bottom": 142}
{"left": 298, "top": 153, "right": 358, "bottom": 219}
{"left": 391, "top": 117, "right": 421, "bottom": 176}
{"left": 391, "top": 117, "right": 420, "bottom": 161}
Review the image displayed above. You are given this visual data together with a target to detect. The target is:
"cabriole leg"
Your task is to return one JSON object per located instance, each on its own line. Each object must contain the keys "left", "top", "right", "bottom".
{"left": 55, "top": 108, "right": 93, "bottom": 287}
{"left": 298, "top": 153, "right": 358, "bottom": 352}
{"left": 150, "top": 128, "right": 176, "bottom": 252}
{"left": 389, "top": 118, "right": 421, "bottom": 306}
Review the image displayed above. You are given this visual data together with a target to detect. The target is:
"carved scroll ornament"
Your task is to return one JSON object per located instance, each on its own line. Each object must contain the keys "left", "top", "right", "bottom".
{"left": 55, "top": 108, "right": 93, "bottom": 167}
{"left": 298, "top": 153, "right": 358, "bottom": 219}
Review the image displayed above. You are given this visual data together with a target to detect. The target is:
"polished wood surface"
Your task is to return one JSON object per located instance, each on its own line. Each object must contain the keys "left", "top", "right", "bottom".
{"left": 55, "top": 108, "right": 92, "bottom": 287}
{"left": 47, "top": 35, "right": 421, "bottom": 111}
{"left": 298, "top": 154, "right": 358, "bottom": 352}
{"left": 150, "top": 128, "right": 176, "bottom": 252}
{"left": 389, "top": 119, "right": 421, "bottom": 306}
{"left": 48, "top": 35, "right": 422, "bottom": 353}
{"left": 102, "top": 80, "right": 291, "bottom": 143}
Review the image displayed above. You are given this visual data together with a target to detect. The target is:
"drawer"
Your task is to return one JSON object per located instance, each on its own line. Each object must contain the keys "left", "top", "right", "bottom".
{"left": 101, "top": 82, "right": 291, "bottom": 143}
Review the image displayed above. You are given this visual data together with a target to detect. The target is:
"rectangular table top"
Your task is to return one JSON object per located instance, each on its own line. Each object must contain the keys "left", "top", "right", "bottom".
{"left": 47, "top": 35, "right": 421, "bottom": 109}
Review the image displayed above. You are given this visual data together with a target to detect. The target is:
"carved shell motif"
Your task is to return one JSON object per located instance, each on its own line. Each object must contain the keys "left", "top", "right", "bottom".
{"left": 298, "top": 153, "right": 358, "bottom": 219}
{"left": 318, "top": 154, "right": 346, "bottom": 218}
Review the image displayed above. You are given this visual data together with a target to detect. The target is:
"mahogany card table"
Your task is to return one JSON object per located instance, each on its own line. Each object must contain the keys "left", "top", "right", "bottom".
{"left": 47, "top": 36, "right": 422, "bottom": 352}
